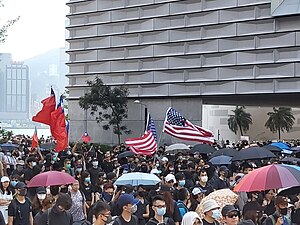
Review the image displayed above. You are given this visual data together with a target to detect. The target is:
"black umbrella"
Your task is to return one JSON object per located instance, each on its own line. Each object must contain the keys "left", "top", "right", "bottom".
{"left": 0, "top": 143, "right": 19, "bottom": 151}
{"left": 190, "top": 144, "right": 216, "bottom": 154}
{"left": 262, "top": 145, "right": 282, "bottom": 153}
{"left": 278, "top": 186, "right": 300, "bottom": 196}
{"left": 210, "top": 148, "right": 238, "bottom": 158}
{"left": 231, "top": 147, "right": 276, "bottom": 161}
{"left": 118, "top": 151, "right": 134, "bottom": 159}
{"left": 209, "top": 155, "right": 232, "bottom": 165}
{"left": 280, "top": 157, "right": 300, "bottom": 164}
{"left": 40, "top": 142, "right": 56, "bottom": 150}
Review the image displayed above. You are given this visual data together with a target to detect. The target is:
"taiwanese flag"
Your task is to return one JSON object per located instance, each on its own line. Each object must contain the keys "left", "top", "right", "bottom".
{"left": 32, "top": 88, "right": 56, "bottom": 125}
{"left": 50, "top": 96, "right": 68, "bottom": 152}
{"left": 82, "top": 132, "right": 91, "bottom": 143}
{"left": 31, "top": 127, "right": 39, "bottom": 149}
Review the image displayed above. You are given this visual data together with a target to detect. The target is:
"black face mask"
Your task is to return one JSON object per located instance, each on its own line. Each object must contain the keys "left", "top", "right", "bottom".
{"left": 138, "top": 191, "right": 145, "bottom": 197}
{"left": 19, "top": 189, "right": 27, "bottom": 196}
{"left": 280, "top": 208, "right": 288, "bottom": 216}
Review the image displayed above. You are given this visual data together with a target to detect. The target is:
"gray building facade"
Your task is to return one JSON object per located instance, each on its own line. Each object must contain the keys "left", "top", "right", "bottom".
{"left": 66, "top": 0, "right": 300, "bottom": 144}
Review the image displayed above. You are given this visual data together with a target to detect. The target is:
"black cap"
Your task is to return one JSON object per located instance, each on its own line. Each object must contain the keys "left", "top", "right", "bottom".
{"left": 222, "top": 205, "right": 239, "bottom": 216}
{"left": 36, "top": 187, "right": 46, "bottom": 194}
{"left": 219, "top": 165, "right": 228, "bottom": 171}
{"left": 15, "top": 182, "right": 27, "bottom": 189}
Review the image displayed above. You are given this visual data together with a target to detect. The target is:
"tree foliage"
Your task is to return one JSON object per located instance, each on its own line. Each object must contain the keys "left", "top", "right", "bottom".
{"left": 227, "top": 106, "right": 252, "bottom": 136}
{"left": 0, "top": 127, "right": 13, "bottom": 143}
{"left": 0, "top": 0, "right": 19, "bottom": 43}
{"left": 265, "top": 107, "right": 295, "bottom": 140}
{"left": 79, "top": 77, "right": 130, "bottom": 144}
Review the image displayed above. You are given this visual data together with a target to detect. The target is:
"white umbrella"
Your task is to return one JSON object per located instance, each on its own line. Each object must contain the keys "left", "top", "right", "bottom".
{"left": 114, "top": 172, "right": 161, "bottom": 186}
{"left": 165, "top": 143, "right": 190, "bottom": 154}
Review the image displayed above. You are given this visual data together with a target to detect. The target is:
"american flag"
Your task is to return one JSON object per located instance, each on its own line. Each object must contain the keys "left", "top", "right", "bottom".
{"left": 163, "top": 107, "right": 214, "bottom": 143}
{"left": 125, "top": 114, "right": 157, "bottom": 155}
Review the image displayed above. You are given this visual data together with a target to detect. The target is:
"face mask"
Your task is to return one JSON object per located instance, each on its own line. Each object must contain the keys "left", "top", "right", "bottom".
{"left": 156, "top": 164, "right": 159, "bottom": 167}
{"left": 37, "top": 194, "right": 46, "bottom": 200}
{"left": 102, "top": 192, "right": 113, "bottom": 202}
{"left": 212, "top": 209, "right": 221, "bottom": 220}
{"left": 66, "top": 164, "right": 71, "bottom": 169}
{"left": 138, "top": 191, "right": 145, "bottom": 197}
{"left": 19, "top": 188, "right": 27, "bottom": 196}
{"left": 17, "top": 165, "right": 23, "bottom": 172}
{"left": 32, "top": 162, "right": 37, "bottom": 167}
{"left": 157, "top": 207, "right": 166, "bottom": 216}
{"left": 103, "top": 215, "right": 112, "bottom": 224}
{"left": 92, "top": 161, "right": 98, "bottom": 167}
{"left": 179, "top": 180, "right": 185, "bottom": 187}
{"left": 76, "top": 168, "right": 82, "bottom": 173}
{"left": 11, "top": 181, "right": 18, "bottom": 187}
{"left": 53, "top": 157, "right": 57, "bottom": 161}
{"left": 280, "top": 208, "right": 288, "bottom": 216}
{"left": 169, "top": 167, "right": 174, "bottom": 171}
{"left": 131, "top": 204, "right": 138, "bottom": 214}
{"left": 200, "top": 176, "right": 208, "bottom": 183}
{"left": 85, "top": 177, "right": 91, "bottom": 183}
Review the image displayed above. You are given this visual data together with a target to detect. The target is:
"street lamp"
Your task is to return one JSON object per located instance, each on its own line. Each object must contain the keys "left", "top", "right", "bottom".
{"left": 134, "top": 100, "right": 148, "bottom": 130}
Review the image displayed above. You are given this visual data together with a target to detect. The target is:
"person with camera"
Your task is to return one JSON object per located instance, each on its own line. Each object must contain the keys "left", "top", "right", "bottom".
{"left": 263, "top": 196, "right": 291, "bottom": 225}
{"left": 146, "top": 195, "right": 175, "bottom": 225}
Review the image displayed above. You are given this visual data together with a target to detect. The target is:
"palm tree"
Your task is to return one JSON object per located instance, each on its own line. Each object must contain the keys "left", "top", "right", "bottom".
{"left": 227, "top": 106, "right": 252, "bottom": 136}
{"left": 265, "top": 107, "right": 295, "bottom": 140}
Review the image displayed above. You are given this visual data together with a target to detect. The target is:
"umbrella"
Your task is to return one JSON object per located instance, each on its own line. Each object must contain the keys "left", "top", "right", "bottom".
{"left": 270, "top": 142, "right": 290, "bottom": 150}
{"left": 209, "top": 155, "right": 232, "bottom": 165}
{"left": 118, "top": 151, "right": 134, "bottom": 159}
{"left": 27, "top": 171, "right": 77, "bottom": 187}
{"left": 114, "top": 172, "right": 161, "bottom": 186}
{"left": 165, "top": 143, "right": 190, "bottom": 154}
{"left": 231, "top": 147, "right": 275, "bottom": 161}
{"left": 280, "top": 157, "right": 300, "bottom": 164}
{"left": 40, "top": 142, "right": 56, "bottom": 150}
{"left": 191, "top": 144, "right": 216, "bottom": 154}
{"left": 210, "top": 148, "right": 238, "bottom": 158}
{"left": 234, "top": 164, "right": 300, "bottom": 192}
{"left": 0, "top": 143, "right": 19, "bottom": 151}
{"left": 278, "top": 186, "right": 300, "bottom": 196}
{"left": 196, "top": 189, "right": 238, "bottom": 216}
{"left": 262, "top": 145, "right": 282, "bottom": 153}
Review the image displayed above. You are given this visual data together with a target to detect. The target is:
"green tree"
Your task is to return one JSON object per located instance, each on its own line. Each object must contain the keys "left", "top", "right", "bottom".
{"left": 265, "top": 107, "right": 295, "bottom": 140}
{"left": 79, "top": 77, "right": 131, "bottom": 144}
{"left": 0, "top": 0, "right": 19, "bottom": 43}
{"left": 0, "top": 124, "right": 13, "bottom": 143}
{"left": 228, "top": 106, "right": 252, "bottom": 136}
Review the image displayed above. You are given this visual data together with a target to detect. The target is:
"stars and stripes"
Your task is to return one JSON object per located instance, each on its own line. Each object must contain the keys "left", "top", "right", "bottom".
{"left": 163, "top": 107, "right": 214, "bottom": 143}
{"left": 125, "top": 114, "right": 157, "bottom": 155}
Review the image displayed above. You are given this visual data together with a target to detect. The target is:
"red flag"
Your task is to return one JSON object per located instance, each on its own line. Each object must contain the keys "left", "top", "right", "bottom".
{"left": 51, "top": 106, "right": 68, "bottom": 152}
{"left": 32, "top": 88, "right": 56, "bottom": 125}
{"left": 31, "top": 127, "right": 38, "bottom": 149}
{"left": 163, "top": 107, "right": 214, "bottom": 144}
{"left": 82, "top": 132, "right": 91, "bottom": 143}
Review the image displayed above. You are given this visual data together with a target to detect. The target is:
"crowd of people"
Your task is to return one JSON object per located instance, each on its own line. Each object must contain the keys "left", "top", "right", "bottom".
{"left": 0, "top": 135, "right": 300, "bottom": 225}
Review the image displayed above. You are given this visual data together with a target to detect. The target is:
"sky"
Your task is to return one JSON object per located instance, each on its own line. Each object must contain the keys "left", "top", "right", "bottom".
{"left": 0, "top": 0, "right": 68, "bottom": 61}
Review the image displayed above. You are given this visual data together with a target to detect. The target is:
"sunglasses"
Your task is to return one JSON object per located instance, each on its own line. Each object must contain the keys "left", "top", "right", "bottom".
{"left": 226, "top": 213, "right": 239, "bottom": 218}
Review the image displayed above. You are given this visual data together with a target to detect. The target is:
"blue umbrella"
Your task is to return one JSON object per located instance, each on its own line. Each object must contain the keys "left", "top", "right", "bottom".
{"left": 270, "top": 142, "right": 290, "bottom": 150}
{"left": 114, "top": 172, "right": 161, "bottom": 186}
{"left": 209, "top": 155, "right": 232, "bottom": 165}
{"left": 0, "top": 143, "right": 19, "bottom": 151}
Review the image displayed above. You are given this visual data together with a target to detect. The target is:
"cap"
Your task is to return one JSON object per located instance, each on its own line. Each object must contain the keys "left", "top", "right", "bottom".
{"left": 242, "top": 201, "right": 264, "bottom": 216}
{"left": 274, "top": 196, "right": 289, "bottom": 206}
{"left": 221, "top": 205, "right": 239, "bottom": 217}
{"left": 15, "top": 182, "right": 27, "bottom": 189}
{"left": 165, "top": 174, "right": 176, "bottom": 183}
{"left": 36, "top": 187, "right": 46, "bottom": 194}
{"left": 161, "top": 157, "right": 168, "bottom": 162}
{"left": 150, "top": 168, "right": 162, "bottom": 174}
{"left": 0, "top": 176, "right": 10, "bottom": 183}
{"left": 157, "top": 184, "right": 171, "bottom": 192}
{"left": 16, "top": 160, "right": 25, "bottom": 165}
{"left": 203, "top": 199, "right": 220, "bottom": 213}
{"left": 192, "top": 187, "right": 207, "bottom": 195}
{"left": 117, "top": 194, "right": 139, "bottom": 208}
{"left": 219, "top": 165, "right": 228, "bottom": 171}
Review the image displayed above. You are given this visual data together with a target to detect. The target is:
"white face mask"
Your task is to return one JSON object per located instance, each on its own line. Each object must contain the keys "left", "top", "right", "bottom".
{"left": 92, "top": 161, "right": 98, "bottom": 167}
{"left": 37, "top": 194, "right": 46, "bottom": 200}
{"left": 200, "top": 176, "right": 208, "bottom": 183}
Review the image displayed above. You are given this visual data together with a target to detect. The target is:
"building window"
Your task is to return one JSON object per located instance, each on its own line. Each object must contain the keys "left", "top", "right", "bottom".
{"left": 271, "top": 0, "right": 300, "bottom": 16}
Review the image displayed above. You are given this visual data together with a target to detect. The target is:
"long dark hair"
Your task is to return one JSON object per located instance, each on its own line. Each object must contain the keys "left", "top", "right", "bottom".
{"left": 0, "top": 182, "right": 11, "bottom": 195}
{"left": 161, "top": 191, "right": 174, "bottom": 215}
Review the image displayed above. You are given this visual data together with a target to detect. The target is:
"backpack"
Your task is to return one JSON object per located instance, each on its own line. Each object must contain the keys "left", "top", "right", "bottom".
{"left": 46, "top": 208, "right": 73, "bottom": 225}
{"left": 112, "top": 215, "right": 139, "bottom": 225}
{"left": 147, "top": 217, "right": 170, "bottom": 225}
{"left": 176, "top": 201, "right": 189, "bottom": 219}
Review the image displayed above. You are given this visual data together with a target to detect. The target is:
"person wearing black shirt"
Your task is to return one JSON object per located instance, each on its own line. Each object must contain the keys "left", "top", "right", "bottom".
{"left": 196, "top": 169, "right": 214, "bottom": 196}
{"left": 88, "top": 158, "right": 102, "bottom": 186}
{"left": 135, "top": 185, "right": 149, "bottom": 225}
{"left": 7, "top": 182, "right": 33, "bottom": 225}
{"left": 101, "top": 153, "right": 114, "bottom": 174}
{"left": 212, "top": 166, "right": 230, "bottom": 190}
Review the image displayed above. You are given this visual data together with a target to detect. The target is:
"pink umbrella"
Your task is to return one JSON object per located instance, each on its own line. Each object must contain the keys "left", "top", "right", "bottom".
{"left": 28, "top": 171, "right": 76, "bottom": 187}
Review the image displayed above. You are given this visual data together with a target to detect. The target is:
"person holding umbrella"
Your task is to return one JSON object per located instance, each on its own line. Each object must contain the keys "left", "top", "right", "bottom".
{"left": 263, "top": 196, "right": 291, "bottom": 225}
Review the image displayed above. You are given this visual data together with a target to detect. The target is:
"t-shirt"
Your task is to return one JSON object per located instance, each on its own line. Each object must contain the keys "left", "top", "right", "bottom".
{"left": 146, "top": 217, "right": 175, "bottom": 225}
{"left": 112, "top": 215, "right": 139, "bottom": 225}
{"left": 202, "top": 218, "right": 220, "bottom": 225}
{"left": 69, "top": 190, "right": 85, "bottom": 221}
{"left": 8, "top": 198, "right": 32, "bottom": 225}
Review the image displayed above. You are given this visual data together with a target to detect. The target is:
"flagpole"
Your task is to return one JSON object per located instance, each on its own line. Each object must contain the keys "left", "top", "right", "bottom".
{"left": 157, "top": 107, "right": 170, "bottom": 147}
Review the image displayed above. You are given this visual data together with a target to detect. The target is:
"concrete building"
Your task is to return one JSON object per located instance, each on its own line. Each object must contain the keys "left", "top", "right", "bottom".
{"left": 66, "top": 0, "right": 300, "bottom": 144}
{"left": 0, "top": 53, "right": 30, "bottom": 122}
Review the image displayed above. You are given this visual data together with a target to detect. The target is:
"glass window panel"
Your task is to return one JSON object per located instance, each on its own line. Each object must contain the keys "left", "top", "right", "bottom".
{"left": 22, "top": 81, "right": 26, "bottom": 95}
{"left": 6, "top": 95, "right": 11, "bottom": 110}
{"left": 7, "top": 80, "right": 11, "bottom": 94}
{"left": 17, "top": 80, "right": 21, "bottom": 94}
{"left": 11, "top": 95, "right": 16, "bottom": 111}
{"left": 17, "top": 95, "right": 22, "bottom": 111}
{"left": 7, "top": 70, "right": 11, "bottom": 79}
{"left": 12, "top": 69, "right": 16, "bottom": 79}
{"left": 17, "top": 70, "right": 21, "bottom": 79}
{"left": 11, "top": 81, "right": 16, "bottom": 94}
{"left": 22, "top": 96, "right": 26, "bottom": 111}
